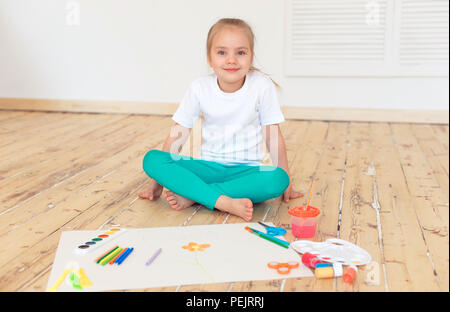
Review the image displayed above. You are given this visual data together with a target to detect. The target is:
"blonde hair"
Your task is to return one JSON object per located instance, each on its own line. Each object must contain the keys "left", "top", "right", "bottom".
{"left": 206, "top": 18, "right": 280, "bottom": 89}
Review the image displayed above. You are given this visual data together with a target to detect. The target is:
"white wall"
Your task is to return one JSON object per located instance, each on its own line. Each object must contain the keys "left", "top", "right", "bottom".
{"left": 0, "top": 0, "right": 448, "bottom": 111}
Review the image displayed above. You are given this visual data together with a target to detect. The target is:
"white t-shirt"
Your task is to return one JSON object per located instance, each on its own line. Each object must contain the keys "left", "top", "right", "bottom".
{"left": 172, "top": 70, "right": 285, "bottom": 166}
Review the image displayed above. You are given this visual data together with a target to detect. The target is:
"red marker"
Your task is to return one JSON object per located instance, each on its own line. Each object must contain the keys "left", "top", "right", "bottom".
{"left": 301, "top": 252, "right": 322, "bottom": 269}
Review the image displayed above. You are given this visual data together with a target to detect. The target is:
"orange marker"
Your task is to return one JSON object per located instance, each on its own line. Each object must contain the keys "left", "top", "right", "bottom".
{"left": 109, "top": 248, "right": 127, "bottom": 265}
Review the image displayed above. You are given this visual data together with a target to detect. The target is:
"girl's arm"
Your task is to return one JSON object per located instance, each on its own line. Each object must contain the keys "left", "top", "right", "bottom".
{"left": 263, "top": 124, "right": 304, "bottom": 202}
{"left": 162, "top": 123, "right": 192, "bottom": 154}
{"left": 263, "top": 124, "right": 290, "bottom": 175}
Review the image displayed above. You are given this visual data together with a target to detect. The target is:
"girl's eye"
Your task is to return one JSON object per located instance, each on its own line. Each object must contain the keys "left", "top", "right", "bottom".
{"left": 217, "top": 51, "right": 247, "bottom": 56}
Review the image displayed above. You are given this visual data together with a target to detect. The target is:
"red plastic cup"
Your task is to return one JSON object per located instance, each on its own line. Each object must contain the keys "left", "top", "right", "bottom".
{"left": 288, "top": 206, "right": 320, "bottom": 238}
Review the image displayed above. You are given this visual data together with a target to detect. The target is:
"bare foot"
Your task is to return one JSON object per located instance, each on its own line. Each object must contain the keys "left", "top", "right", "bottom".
{"left": 138, "top": 180, "right": 163, "bottom": 201}
{"left": 139, "top": 191, "right": 153, "bottom": 200}
{"left": 163, "top": 190, "right": 196, "bottom": 211}
{"left": 215, "top": 195, "right": 253, "bottom": 221}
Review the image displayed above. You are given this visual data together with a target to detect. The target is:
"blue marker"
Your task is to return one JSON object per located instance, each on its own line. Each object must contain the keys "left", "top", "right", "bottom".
{"left": 115, "top": 247, "right": 130, "bottom": 264}
{"left": 117, "top": 247, "right": 134, "bottom": 265}
{"left": 315, "top": 263, "right": 333, "bottom": 268}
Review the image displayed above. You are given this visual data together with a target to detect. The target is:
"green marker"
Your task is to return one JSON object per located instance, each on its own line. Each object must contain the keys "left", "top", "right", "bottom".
{"left": 100, "top": 247, "right": 123, "bottom": 266}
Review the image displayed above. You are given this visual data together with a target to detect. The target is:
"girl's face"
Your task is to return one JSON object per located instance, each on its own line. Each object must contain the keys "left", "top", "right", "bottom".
{"left": 208, "top": 26, "right": 253, "bottom": 93}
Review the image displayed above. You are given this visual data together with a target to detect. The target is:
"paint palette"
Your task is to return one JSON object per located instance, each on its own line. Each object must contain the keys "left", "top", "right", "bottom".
{"left": 72, "top": 228, "right": 128, "bottom": 255}
{"left": 291, "top": 238, "right": 371, "bottom": 266}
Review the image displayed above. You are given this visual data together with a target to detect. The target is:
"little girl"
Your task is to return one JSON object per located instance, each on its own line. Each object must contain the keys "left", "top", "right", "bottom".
{"left": 139, "top": 18, "right": 303, "bottom": 221}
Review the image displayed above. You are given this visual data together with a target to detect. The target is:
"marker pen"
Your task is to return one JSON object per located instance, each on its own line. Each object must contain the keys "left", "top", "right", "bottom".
{"left": 301, "top": 252, "right": 322, "bottom": 269}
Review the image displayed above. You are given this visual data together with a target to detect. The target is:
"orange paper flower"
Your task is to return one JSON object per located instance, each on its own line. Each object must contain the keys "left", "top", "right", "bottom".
{"left": 182, "top": 242, "right": 211, "bottom": 252}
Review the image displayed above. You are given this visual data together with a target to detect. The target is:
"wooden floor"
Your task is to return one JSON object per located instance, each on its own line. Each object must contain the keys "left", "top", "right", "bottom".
{"left": 0, "top": 110, "right": 448, "bottom": 292}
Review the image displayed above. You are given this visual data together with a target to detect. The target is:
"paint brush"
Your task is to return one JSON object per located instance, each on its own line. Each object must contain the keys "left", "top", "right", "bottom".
{"left": 304, "top": 180, "right": 315, "bottom": 211}
{"left": 245, "top": 227, "right": 290, "bottom": 249}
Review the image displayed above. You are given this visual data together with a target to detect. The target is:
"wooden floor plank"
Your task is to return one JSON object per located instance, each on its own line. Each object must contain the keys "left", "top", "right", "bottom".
{"left": 0, "top": 111, "right": 29, "bottom": 126}
{"left": 0, "top": 111, "right": 46, "bottom": 126}
{"left": 0, "top": 114, "right": 126, "bottom": 181}
{"left": 431, "top": 125, "right": 449, "bottom": 151}
{"left": 0, "top": 112, "right": 69, "bottom": 152}
{"left": 390, "top": 123, "right": 448, "bottom": 291}
{"left": 0, "top": 115, "right": 159, "bottom": 211}
{"left": 0, "top": 112, "right": 92, "bottom": 154}
{"left": 370, "top": 123, "right": 441, "bottom": 291}
{"left": 335, "top": 122, "right": 386, "bottom": 292}
{"left": 411, "top": 125, "right": 449, "bottom": 198}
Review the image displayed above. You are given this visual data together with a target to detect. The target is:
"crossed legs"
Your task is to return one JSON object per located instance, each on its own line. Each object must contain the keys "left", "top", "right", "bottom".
{"left": 141, "top": 149, "right": 289, "bottom": 221}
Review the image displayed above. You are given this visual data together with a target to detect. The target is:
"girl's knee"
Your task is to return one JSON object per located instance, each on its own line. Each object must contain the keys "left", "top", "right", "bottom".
{"left": 264, "top": 167, "right": 290, "bottom": 197}
{"left": 142, "top": 149, "right": 165, "bottom": 176}
{"left": 275, "top": 167, "right": 290, "bottom": 193}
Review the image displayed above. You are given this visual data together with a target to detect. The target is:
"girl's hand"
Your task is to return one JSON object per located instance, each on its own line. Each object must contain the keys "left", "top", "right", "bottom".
{"left": 139, "top": 179, "right": 164, "bottom": 201}
{"left": 282, "top": 184, "right": 304, "bottom": 203}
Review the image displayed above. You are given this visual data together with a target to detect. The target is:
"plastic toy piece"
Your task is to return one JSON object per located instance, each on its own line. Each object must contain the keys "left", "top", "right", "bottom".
{"left": 267, "top": 261, "right": 299, "bottom": 274}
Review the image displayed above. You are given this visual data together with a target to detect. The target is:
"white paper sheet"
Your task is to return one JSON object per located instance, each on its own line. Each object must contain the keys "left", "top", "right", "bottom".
{"left": 47, "top": 223, "right": 313, "bottom": 292}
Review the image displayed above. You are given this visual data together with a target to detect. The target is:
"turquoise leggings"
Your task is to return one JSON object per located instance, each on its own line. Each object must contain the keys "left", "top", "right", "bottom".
{"left": 142, "top": 149, "right": 290, "bottom": 210}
